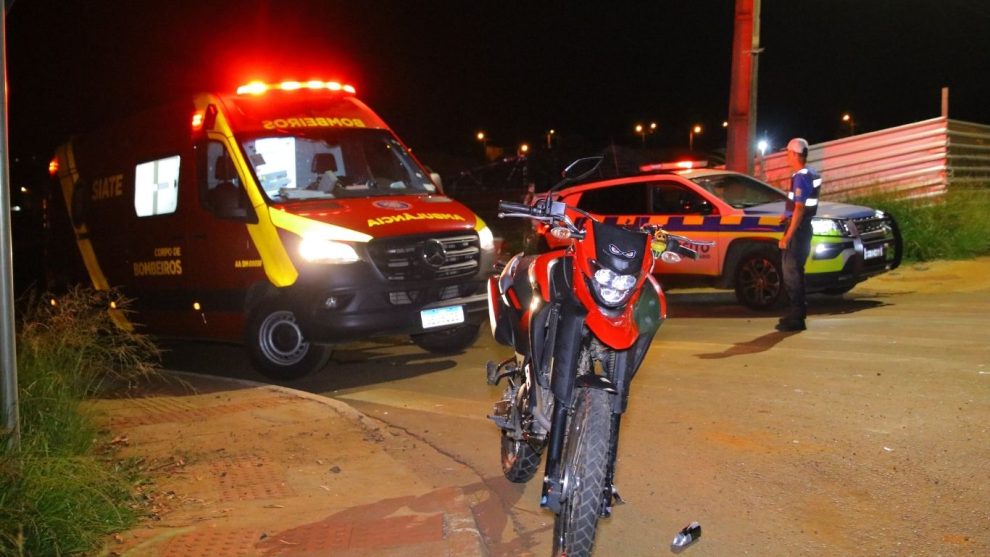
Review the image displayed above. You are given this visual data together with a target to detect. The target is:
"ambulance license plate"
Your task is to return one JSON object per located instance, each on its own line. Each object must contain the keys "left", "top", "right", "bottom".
{"left": 421, "top": 305, "right": 465, "bottom": 329}
{"left": 865, "top": 246, "right": 884, "bottom": 259}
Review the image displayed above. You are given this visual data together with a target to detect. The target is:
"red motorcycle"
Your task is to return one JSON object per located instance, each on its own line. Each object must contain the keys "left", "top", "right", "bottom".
{"left": 486, "top": 158, "right": 707, "bottom": 556}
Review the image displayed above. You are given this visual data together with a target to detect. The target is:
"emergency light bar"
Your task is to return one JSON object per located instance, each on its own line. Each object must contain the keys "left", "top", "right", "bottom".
{"left": 639, "top": 160, "right": 709, "bottom": 173}
{"left": 236, "top": 80, "right": 357, "bottom": 96}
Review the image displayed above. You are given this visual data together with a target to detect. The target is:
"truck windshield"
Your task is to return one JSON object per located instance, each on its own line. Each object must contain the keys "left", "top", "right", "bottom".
{"left": 241, "top": 129, "right": 437, "bottom": 202}
{"left": 689, "top": 173, "right": 787, "bottom": 208}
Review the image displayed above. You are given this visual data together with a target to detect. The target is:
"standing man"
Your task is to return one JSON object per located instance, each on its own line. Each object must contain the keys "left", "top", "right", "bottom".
{"left": 776, "top": 138, "right": 821, "bottom": 332}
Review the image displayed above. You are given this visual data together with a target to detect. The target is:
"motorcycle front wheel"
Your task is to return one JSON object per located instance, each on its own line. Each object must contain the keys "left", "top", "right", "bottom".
{"left": 553, "top": 387, "right": 612, "bottom": 557}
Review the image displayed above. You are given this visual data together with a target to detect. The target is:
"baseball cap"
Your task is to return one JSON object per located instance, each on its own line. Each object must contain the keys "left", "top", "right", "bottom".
{"left": 787, "top": 138, "right": 809, "bottom": 153}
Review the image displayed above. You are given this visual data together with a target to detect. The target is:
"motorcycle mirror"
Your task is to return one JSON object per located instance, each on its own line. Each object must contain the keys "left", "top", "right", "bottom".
{"left": 547, "top": 157, "right": 604, "bottom": 197}
{"left": 562, "top": 157, "right": 604, "bottom": 181}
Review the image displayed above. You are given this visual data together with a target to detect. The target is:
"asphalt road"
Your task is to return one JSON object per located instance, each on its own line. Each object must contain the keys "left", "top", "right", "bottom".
{"left": 161, "top": 258, "right": 990, "bottom": 556}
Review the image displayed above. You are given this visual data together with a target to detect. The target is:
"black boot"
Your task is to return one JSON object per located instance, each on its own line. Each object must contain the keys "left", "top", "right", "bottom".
{"left": 775, "top": 317, "right": 806, "bottom": 332}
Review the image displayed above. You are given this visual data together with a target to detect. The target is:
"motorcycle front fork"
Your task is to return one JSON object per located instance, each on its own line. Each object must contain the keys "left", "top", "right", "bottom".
{"left": 540, "top": 400, "right": 624, "bottom": 517}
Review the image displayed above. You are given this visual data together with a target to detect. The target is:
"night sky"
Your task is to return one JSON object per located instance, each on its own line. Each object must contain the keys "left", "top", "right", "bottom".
{"left": 6, "top": 0, "right": 990, "bottom": 165}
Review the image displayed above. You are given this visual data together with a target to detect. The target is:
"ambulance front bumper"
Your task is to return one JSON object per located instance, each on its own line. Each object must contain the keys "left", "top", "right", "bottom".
{"left": 287, "top": 261, "right": 492, "bottom": 344}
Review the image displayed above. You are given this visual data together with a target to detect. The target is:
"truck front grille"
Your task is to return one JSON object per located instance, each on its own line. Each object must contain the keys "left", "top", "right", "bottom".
{"left": 851, "top": 213, "right": 899, "bottom": 270}
{"left": 851, "top": 214, "right": 895, "bottom": 243}
{"left": 369, "top": 233, "right": 480, "bottom": 282}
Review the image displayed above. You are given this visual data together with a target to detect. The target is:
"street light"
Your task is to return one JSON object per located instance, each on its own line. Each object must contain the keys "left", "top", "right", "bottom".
{"left": 841, "top": 113, "right": 856, "bottom": 136}
{"left": 476, "top": 131, "right": 488, "bottom": 160}
{"left": 757, "top": 139, "right": 769, "bottom": 156}
{"left": 546, "top": 129, "right": 555, "bottom": 149}
{"left": 518, "top": 143, "right": 529, "bottom": 156}
{"left": 689, "top": 124, "right": 703, "bottom": 152}
{"left": 635, "top": 122, "right": 657, "bottom": 146}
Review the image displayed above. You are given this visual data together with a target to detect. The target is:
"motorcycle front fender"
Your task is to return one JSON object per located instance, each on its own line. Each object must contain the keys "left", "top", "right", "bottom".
{"left": 575, "top": 373, "right": 618, "bottom": 394}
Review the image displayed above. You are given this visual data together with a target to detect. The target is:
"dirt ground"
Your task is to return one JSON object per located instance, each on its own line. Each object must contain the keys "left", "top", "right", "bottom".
{"left": 585, "top": 258, "right": 990, "bottom": 556}
{"left": 148, "top": 257, "right": 990, "bottom": 556}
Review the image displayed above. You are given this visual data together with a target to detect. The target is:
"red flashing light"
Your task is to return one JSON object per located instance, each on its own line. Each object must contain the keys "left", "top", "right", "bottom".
{"left": 236, "top": 80, "right": 356, "bottom": 96}
{"left": 192, "top": 104, "right": 219, "bottom": 132}
{"left": 639, "top": 160, "right": 709, "bottom": 173}
{"left": 48, "top": 158, "right": 59, "bottom": 176}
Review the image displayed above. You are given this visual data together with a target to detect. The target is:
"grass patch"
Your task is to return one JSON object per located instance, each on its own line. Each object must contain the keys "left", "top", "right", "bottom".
{"left": 1, "top": 287, "right": 160, "bottom": 556}
{"left": 848, "top": 187, "right": 990, "bottom": 262}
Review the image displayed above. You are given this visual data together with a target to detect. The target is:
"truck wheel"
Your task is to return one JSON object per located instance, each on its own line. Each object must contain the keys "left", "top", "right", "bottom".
{"left": 734, "top": 248, "right": 784, "bottom": 310}
{"left": 246, "top": 299, "right": 331, "bottom": 380}
{"left": 410, "top": 322, "right": 481, "bottom": 354}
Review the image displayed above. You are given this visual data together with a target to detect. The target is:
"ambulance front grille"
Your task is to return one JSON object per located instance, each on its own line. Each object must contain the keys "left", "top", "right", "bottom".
{"left": 369, "top": 233, "right": 481, "bottom": 282}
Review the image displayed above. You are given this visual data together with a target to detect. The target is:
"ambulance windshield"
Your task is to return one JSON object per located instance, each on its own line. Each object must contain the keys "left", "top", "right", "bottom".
{"left": 241, "top": 129, "right": 438, "bottom": 202}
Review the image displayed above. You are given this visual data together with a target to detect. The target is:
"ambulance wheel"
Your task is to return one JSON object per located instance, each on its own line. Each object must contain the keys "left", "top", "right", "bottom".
{"left": 411, "top": 322, "right": 481, "bottom": 354}
{"left": 734, "top": 248, "right": 784, "bottom": 311}
{"left": 246, "top": 300, "right": 332, "bottom": 380}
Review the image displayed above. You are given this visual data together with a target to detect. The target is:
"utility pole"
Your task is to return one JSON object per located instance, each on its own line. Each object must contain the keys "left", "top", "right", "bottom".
{"left": 1, "top": 2, "right": 19, "bottom": 449}
{"left": 725, "top": 0, "right": 761, "bottom": 175}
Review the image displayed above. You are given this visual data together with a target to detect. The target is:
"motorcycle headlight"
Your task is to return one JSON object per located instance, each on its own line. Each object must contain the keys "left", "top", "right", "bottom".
{"left": 299, "top": 237, "right": 360, "bottom": 264}
{"left": 591, "top": 266, "right": 638, "bottom": 307}
{"left": 811, "top": 217, "right": 846, "bottom": 237}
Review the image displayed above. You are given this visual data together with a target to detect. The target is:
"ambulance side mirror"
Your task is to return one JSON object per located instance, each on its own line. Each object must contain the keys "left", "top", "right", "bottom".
{"left": 430, "top": 172, "right": 444, "bottom": 193}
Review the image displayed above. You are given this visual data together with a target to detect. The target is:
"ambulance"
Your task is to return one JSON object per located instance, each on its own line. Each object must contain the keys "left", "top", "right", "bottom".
{"left": 50, "top": 80, "right": 496, "bottom": 379}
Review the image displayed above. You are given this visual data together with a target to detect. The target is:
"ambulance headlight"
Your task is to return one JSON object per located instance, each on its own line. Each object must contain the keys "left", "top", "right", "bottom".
{"left": 478, "top": 226, "right": 495, "bottom": 251}
{"left": 811, "top": 217, "right": 846, "bottom": 237}
{"left": 591, "top": 266, "right": 638, "bottom": 307}
{"left": 299, "top": 238, "right": 360, "bottom": 264}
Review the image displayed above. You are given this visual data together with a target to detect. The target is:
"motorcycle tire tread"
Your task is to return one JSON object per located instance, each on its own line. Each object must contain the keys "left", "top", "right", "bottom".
{"left": 554, "top": 387, "right": 612, "bottom": 556}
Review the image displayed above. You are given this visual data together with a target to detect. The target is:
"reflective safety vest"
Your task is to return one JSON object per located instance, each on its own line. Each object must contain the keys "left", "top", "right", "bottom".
{"left": 787, "top": 166, "right": 822, "bottom": 220}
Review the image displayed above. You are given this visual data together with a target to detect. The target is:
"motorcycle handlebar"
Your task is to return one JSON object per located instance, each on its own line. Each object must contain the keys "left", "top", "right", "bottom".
{"left": 498, "top": 200, "right": 542, "bottom": 217}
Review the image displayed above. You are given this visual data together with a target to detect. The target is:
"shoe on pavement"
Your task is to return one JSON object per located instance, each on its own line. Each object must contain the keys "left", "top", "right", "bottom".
{"left": 775, "top": 318, "right": 806, "bottom": 332}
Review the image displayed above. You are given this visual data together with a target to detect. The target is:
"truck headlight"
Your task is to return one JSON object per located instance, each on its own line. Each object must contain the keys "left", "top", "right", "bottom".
{"left": 299, "top": 238, "right": 360, "bottom": 264}
{"left": 811, "top": 217, "right": 845, "bottom": 237}
{"left": 478, "top": 225, "right": 495, "bottom": 251}
{"left": 591, "top": 266, "right": 638, "bottom": 307}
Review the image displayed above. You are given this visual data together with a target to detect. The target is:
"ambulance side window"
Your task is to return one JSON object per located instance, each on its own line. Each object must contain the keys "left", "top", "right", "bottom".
{"left": 134, "top": 155, "right": 180, "bottom": 217}
{"left": 202, "top": 141, "right": 256, "bottom": 222}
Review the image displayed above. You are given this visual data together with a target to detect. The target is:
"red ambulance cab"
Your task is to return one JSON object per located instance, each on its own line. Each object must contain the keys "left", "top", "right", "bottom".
{"left": 51, "top": 80, "right": 496, "bottom": 379}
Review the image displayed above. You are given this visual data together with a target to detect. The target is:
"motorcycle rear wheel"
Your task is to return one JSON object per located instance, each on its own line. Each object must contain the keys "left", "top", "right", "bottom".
{"left": 500, "top": 431, "right": 542, "bottom": 483}
{"left": 553, "top": 387, "right": 612, "bottom": 557}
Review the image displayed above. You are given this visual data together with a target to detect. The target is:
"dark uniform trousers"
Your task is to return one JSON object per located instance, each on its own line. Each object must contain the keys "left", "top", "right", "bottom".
{"left": 782, "top": 221, "right": 813, "bottom": 321}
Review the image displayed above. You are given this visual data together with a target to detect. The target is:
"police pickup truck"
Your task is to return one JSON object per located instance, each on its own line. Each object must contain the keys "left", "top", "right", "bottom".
{"left": 535, "top": 165, "right": 901, "bottom": 309}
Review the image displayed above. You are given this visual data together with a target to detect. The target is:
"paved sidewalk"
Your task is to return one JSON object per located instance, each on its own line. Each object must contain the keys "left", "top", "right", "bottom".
{"left": 92, "top": 371, "right": 486, "bottom": 557}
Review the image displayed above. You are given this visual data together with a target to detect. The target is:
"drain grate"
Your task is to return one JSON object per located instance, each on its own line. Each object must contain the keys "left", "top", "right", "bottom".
{"left": 112, "top": 396, "right": 294, "bottom": 428}
{"left": 160, "top": 528, "right": 259, "bottom": 557}
{"left": 213, "top": 457, "right": 296, "bottom": 502}
{"left": 260, "top": 513, "right": 444, "bottom": 554}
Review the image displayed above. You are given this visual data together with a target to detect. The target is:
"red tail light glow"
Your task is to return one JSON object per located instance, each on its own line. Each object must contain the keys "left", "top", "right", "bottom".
{"left": 48, "top": 158, "right": 59, "bottom": 176}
